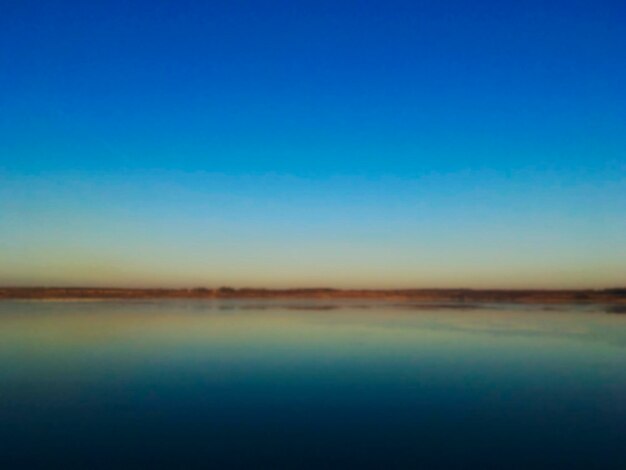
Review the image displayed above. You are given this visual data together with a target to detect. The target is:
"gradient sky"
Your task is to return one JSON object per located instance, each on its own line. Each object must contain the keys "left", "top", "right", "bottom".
{"left": 1, "top": 0, "right": 625, "bottom": 288}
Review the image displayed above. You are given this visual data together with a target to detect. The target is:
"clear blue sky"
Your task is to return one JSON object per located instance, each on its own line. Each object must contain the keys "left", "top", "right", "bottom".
{"left": 1, "top": 0, "right": 625, "bottom": 288}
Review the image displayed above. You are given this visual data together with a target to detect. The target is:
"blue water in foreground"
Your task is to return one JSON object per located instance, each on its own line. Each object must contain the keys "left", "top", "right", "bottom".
{"left": 0, "top": 300, "right": 624, "bottom": 469}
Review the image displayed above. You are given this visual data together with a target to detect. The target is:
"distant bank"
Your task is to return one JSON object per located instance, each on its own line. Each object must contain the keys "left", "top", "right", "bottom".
{"left": 1, "top": 287, "right": 625, "bottom": 304}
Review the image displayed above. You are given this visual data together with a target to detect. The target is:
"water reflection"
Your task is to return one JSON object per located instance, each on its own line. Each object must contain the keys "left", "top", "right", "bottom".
{"left": 0, "top": 300, "right": 624, "bottom": 468}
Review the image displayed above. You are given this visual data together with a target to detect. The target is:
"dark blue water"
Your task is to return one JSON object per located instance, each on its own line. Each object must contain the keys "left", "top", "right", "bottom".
{"left": 1, "top": 300, "right": 624, "bottom": 468}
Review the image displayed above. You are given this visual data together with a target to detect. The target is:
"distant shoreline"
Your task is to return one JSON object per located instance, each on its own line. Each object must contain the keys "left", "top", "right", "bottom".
{"left": 1, "top": 287, "right": 625, "bottom": 304}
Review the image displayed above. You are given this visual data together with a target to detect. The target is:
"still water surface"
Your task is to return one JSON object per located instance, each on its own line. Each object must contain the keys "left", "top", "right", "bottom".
{"left": 0, "top": 300, "right": 624, "bottom": 468}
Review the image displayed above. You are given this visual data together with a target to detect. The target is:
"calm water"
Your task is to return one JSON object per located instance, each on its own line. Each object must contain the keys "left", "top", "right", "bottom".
{"left": 0, "top": 300, "right": 624, "bottom": 468}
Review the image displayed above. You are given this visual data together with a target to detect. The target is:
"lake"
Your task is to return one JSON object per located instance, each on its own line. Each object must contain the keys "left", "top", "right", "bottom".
{"left": 0, "top": 300, "right": 624, "bottom": 468}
